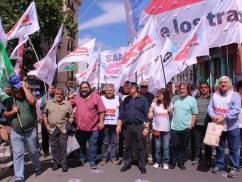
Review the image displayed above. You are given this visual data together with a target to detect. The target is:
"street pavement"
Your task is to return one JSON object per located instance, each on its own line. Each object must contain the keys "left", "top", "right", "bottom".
{"left": 0, "top": 153, "right": 241, "bottom": 182}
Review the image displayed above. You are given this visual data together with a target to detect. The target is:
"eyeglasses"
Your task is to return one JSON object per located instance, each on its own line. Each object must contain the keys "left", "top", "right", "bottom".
{"left": 140, "top": 85, "right": 148, "bottom": 88}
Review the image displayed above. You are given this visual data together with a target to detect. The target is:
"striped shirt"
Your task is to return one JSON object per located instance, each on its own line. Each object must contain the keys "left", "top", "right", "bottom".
{"left": 195, "top": 94, "right": 210, "bottom": 126}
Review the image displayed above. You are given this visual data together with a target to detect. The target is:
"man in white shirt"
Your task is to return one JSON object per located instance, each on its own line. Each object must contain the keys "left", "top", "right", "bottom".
{"left": 100, "top": 84, "right": 121, "bottom": 165}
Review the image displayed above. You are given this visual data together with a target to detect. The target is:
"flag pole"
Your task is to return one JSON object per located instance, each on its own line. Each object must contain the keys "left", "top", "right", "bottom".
{"left": 28, "top": 38, "right": 48, "bottom": 98}
{"left": 0, "top": 54, "right": 23, "bottom": 127}
{"left": 160, "top": 55, "right": 167, "bottom": 86}
{"left": 226, "top": 45, "right": 230, "bottom": 76}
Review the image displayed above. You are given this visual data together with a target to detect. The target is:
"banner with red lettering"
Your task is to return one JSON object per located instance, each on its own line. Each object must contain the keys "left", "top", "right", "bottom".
{"left": 7, "top": 1, "right": 40, "bottom": 40}
{"left": 58, "top": 38, "right": 95, "bottom": 72}
{"left": 124, "top": 0, "right": 242, "bottom": 48}
{"left": 99, "top": 47, "right": 126, "bottom": 90}
{"left": 118, "top": 18, "right": 163, "bottom": 86}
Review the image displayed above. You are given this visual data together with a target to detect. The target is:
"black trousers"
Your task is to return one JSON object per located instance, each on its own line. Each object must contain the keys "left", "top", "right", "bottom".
{"left": 191, "top": 125, "right": 212, "bottom": 161}
{"left": 171, "top": 128, "right": 190, "bottom": 165}
{"left": 49, "top": 128, "right": 68, "bottom": 167}
{"left": 41, "top": 122, "right": 49, "bottom": 152}
{"left": 123, "top": 124, "right": 146, "bottom": 167}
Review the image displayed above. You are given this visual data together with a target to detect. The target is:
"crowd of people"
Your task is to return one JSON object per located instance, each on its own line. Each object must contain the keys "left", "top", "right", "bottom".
{"left": 0, "top": 75, "right": 242, "bottom": 182}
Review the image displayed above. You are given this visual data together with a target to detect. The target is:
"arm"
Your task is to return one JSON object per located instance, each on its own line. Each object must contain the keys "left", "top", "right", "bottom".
{"left": 43, "top": 116, "right": 48, "bottom": 129}
{"left": 143, "top": 98, "right": 150, "bottom": 136}
{"left": 22, "top": 81, "right": 36, "bottom": 105}
{"left": 224, "top": 93, "right": 241, "bottom": 121}
{"left": 190, "top": 98, "right": 198, "bottom": 129}
{"left": 207, "top": 95, "right": 216, "bottom": 121}
{"left": 98, "top": 112, "right": 105, "bottom": 130}
{"left": 148, "top": 106, "right": 154, "bottom": 119}
{"left": 3, "top": 106, "right": 18, "bottom": 118}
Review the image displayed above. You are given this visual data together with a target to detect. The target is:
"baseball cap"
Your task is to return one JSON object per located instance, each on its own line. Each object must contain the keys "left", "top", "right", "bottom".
{"left": 140, "top": 80, "right": 149, "bottom": 87}
{"left": 9, "top": 75, "right": 22, "bottom": 89}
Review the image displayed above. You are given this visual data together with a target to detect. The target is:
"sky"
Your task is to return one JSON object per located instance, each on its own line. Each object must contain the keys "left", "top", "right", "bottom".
{"left": 78, "top": 0, "right": 129, "bottom": 50}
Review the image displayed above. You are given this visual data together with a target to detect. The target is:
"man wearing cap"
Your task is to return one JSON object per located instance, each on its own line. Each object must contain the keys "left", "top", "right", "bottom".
{"left": 3, "top": 75, "right": 41, "bottom": 182}
{"left": 139, "top": 80, "right": 154, "bottom": 106}
{"left": 139, "top": 80, "right": 154, "bottom": 165}
{"left": 117, "top": 82, "right": 150, "bottom": 174}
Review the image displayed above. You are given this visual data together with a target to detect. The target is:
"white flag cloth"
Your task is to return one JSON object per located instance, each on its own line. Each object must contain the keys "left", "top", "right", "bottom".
{"left": 124, "top": 0, "right": 242, "bottom": 48}
{"left": 28, "top": 24, "right": 63, "bottom": 85}
{"left": 143, "top": 18, "right": 209, "bottom": 93}
{"left": 0, "top": 18, "right": 8, "bottom": 47}
{"left": 75, "top": 50, "right": 100, "bottom": 84}
{"left": 118, "top": 18, "right": 163, "bottom": 86}
{"left": 7, "top": 1, "right": 40, "bottom": 40}
{"left": 13, "top": 36, "right": 27, "bottom": 78}
{"left": 58, "top": 38, "right": 95, "bottom": 72}
{"left": 10, "top": 36, "right": 29, "bottom": 59}
{"left": 99, "top": 47, "right": 127, "bottom": 91}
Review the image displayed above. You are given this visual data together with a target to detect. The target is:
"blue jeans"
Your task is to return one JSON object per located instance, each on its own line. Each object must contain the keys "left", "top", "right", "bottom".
{"left": 154, "top": 131, "right": 170, "bottom": 164}
{"left": 76, "top": 130, "right": 99, "bottom": 164}
{"left": 102, "top": 125, "right": 119, "bottom": 160}
{"left": 11, "top": 128, "right": 41, "bottom": 181}
{"left": 215, "top": 128, "right": 240, "bottom": 170}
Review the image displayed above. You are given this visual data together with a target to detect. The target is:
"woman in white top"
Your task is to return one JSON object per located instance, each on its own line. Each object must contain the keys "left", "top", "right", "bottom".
{"left": 149, "top": 88, "right": 173, "bottom": 169}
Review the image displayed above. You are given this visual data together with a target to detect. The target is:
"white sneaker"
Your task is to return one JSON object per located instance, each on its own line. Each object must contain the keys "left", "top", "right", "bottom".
{"left": 153, "top": 163, "right": 160, "bottom": 169}
{"left": 163, "top": 163, "right": 169, "bottom": 170}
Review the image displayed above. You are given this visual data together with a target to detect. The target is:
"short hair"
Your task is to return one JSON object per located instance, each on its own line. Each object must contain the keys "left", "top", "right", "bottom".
{"left": 218, "top": 76, "right": 233, "bottom": 90}
{"left": 105, "top": 84, "right": 115, "bottom": 90}
{"left": 199, "top": 81, "right": 209, "bottom": 87}
{"left": 236, "top": 80, "right": 242, "bottom": 91}
{"left": 55, "top": 88, "right": 64, "bottom": 95}
{"left": 179, "top": 82, "right": 192, "bottom": 95}
{"left": 130, "top": 82, "right": 139, "bottom": 91}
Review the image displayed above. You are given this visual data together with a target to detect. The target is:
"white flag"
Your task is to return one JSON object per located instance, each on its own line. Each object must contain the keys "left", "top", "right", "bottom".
{"left": 58, "top": 38, "right": 95, "bottom": 72}
{"left": 28, "top": 24, "right": 63, "bottom": 85}
{"left": 7, "top": 1, "right": 40, "bottom": 40}
{"left": 12, "top": 36, "right": 28, "bottom": 78}
{"left": 119, "top": 18, "right": 163, "bottom": 86}
{"left": 75, "top": 50, "right": 100, "bottom": 84}
{"left": 0, "top": 18, "right": 7, "bottom": 47}
{"left": 10, "top": 35, "right": 29, "bottom": 60}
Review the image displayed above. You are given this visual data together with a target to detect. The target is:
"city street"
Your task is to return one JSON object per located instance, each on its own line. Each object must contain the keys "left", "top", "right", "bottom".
{"left": 0, "top": 153, "right": 241, "bottom": 182}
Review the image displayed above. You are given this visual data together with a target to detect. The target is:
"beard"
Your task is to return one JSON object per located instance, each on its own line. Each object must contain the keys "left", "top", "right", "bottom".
{"left": 79, "top": 90, "right": 92, "bottom": 98}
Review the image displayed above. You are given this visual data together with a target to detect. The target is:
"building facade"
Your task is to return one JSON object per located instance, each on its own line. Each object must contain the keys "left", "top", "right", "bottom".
{"left": 56, "top": 0, "right": 81, "bottom": 88}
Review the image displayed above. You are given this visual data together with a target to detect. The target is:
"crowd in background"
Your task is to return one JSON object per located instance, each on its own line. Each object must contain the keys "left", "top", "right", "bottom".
{"left": 0, "top": 75, "right": 242, "bottom": 182}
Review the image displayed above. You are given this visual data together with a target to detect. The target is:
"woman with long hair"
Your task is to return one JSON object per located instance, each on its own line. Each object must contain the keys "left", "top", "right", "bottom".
{"left": 149, "top": 88, "right": 173, "bottom": 170}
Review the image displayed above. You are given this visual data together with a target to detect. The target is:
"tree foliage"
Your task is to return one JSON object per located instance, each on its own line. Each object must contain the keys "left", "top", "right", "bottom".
{"left": 0, "top": 0, "right": 78, "bottom": 78}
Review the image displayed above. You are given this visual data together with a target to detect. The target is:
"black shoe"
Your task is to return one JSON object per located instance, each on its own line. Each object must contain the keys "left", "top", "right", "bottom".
{"left": 79, "top": 160, "right": 85, "bottom": 166}
{"left": 44, "top": 151, "right": 50, "bottom": 158}
{"left": 52, "top": 163, "right": 60, "bottom": 171}
{"left": 35, "top": 168, "right": 42, "bottom": 176}
{"left": 90, "top": 163, "right": 97, "bottom": 169}
{"left": 178, "top": 163, "right": 186, "bottom": 170}
{"left": 169, "top": 163, "right": 176, "bottom": 169}
{"left": 139, "top": 167, "right": 147, "bottom": 174}
{"left": 62, "top": 165, "right": 68, "bottom": 172}
{"left": 120, "top": 165, "right": 131, "bottom": 172}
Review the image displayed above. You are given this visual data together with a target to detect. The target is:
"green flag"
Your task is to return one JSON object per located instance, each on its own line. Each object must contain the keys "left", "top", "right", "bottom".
{"left": 0, "top": 39, "right": 15, "bottom": 101}
{"left": 63, "top": 62, "right": 77, "bottom": 71}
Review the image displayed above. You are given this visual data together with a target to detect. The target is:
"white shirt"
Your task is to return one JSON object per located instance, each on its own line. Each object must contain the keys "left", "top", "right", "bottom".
{"left": 101, "top": 95, "right": 120, "bottom": 125}
{"left": 151, "top": 102, "right": 173, "bottom": 132}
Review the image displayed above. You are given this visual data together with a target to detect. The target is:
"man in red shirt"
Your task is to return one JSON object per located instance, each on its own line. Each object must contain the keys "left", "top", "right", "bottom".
{"left": 74, "top": 81, "right": 106, "bottom": 169}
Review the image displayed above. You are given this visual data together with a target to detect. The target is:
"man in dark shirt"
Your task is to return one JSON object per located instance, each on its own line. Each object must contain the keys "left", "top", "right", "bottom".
{"left": 139, "top": 80, "right": 154, "bottom": 165}
{"left": 116, "top": 82, "right": 150, "bottom": 174}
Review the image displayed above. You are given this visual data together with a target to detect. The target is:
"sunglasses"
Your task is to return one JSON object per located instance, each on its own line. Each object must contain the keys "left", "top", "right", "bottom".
{"left": 140, "top": 85, "right": 148, "bottom": 88}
